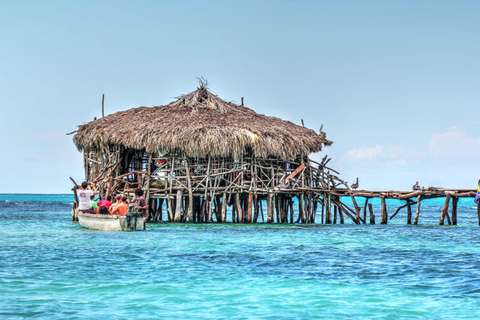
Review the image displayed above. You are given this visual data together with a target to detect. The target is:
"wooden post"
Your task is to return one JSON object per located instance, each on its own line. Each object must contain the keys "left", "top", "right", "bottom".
{"left": 184, "top": 160, "right": 193, "bottom": 222}
{"left": 247, "top": 193, "right": 253, "bottom": 223}
{"left": 235, "top": 193, "right": 243, "bottom": 223}
{"left": 102, "top": 93, "right": 105, "bottom": 118}
{"left": 406, "top": 200, "right": 412, "bottom": 224}
{"left": 440, "top": 194, "right": 451, "bottom": 225}
{"left": 321, "top": 200, "right": 324, "bottom": 224}
{"left": 333, "top": 204, "right": 337, "bottom": 224}
{"left": 267, "top": 192, "right": 274, "bottom": 223}
{"left": 174, "top": 190, "right": 183, "bottom": 222}
{"left": 297, "top": 194, "right": 305, "bottom": 223}
{"left": 158, "top": 198, "right": 164, "bottom": 222}
{"left": 451, "top": 196, "right": 458, "bottom": 225}
{"left": 167, "top": 197, "right": 173, "bottom": 222}
{"left": 220, "top": 193, "right": 227, "bottom": 223}
{"left": 288, "top": 198, "right": 294, "bottom": 223}
{"left": 253, "top": 194, "right": 259, "bottom": 223}
{"left": 380, "top": 197, "right": 387, "bottom": 224}
{"left": 414, "top": 195, "right": 421, "bottom": 225}
{"left": 325, "top": 195, "right": 331, "bottom": 224}
{"left": 363, "top": 198, "right": 369, "bottom": 224}
{"left": 369, "top": 203, "right": 375, "bottom": 224}
{"left": 338, "top": 204, "right": 344, "bottom": 224}
{"left": 477, "top": 202, "right": 480, "bottom": 226}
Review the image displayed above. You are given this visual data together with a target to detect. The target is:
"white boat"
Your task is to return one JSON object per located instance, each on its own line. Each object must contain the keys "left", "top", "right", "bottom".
{"left": 76, "top": 210, "right": 147, "bottom": 231}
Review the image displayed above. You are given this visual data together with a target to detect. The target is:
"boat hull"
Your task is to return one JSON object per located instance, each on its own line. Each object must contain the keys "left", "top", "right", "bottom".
{"left": 77, "top": 211, "right": 147, "bottom": 231}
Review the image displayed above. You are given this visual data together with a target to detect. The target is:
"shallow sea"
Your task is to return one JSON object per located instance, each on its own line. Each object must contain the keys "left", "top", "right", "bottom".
{"left": 1, "top": 194, "right": 480, "bottom": 319}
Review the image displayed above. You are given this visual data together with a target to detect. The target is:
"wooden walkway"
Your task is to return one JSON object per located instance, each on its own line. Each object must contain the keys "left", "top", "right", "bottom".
{"left": 307, "top": 187, "right": 478, "bottom": 226}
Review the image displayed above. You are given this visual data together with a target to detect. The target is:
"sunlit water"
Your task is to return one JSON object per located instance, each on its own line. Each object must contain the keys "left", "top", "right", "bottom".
{"left": 1, "top": 194, "right": 480, "bottom": 319}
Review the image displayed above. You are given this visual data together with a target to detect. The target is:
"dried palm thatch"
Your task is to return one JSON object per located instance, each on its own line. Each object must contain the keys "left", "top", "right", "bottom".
{"left": 73, "top": 85, "right": 332, "bottom": 159}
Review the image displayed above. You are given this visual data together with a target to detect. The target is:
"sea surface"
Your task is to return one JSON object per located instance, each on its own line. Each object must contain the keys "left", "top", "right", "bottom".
{"left": 1, "top": 194, "right": 480, "bottom": 319}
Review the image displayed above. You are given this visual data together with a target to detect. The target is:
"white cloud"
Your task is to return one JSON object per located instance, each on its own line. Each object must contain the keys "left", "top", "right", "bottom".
{"left": 429, "top": 127, "right": 480, "bottom": 158}
{"left": 345, "top": 144, "right": 383, "bottom": 161}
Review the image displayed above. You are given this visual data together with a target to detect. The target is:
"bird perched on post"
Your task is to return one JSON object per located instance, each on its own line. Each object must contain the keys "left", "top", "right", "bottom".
{"left": 412, "top": 181, "right": 420, "bottom": 191}
{"left": 350, "top": 177, "right": 359, "bottom": 190}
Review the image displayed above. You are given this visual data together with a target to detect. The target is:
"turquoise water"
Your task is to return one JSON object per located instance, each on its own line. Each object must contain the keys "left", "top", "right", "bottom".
{"left": 1, "top": 194, "right": 480, "bottom": 319}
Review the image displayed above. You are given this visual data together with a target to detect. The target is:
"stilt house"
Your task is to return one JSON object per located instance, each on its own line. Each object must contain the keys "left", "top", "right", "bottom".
{"left": 72, "top": 85, "right": 344, "bottom": 223}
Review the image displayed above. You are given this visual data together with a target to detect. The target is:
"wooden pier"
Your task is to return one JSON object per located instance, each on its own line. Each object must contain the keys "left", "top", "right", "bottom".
{"left": 319, "top": 187, "right": 477, "bottom": 226}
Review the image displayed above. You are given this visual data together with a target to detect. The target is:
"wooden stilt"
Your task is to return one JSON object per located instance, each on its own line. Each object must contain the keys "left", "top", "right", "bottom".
{"left": 451, "top": 196, "right": 458, "bottom": 225}
{"left": 247, "top": 193, "right": 253, "bottom": 223}
{"left": 235, "top": 193, "right": 243, "bottom": 223}
{"left": 440, "top": 194, "right": 451, "bottom": 225}
{"left": 406, "top": 200, "right": 412, "bottom": 225}
{"left": 174, "top": 190, "right": 183, "bottom": 222}
{"left": 338, "top": 203, "right": 344, "bottom": 224}
{"left": 289, "top": 198, "right": 294, "bottom": 224}
{"left": 477, "top": 202, "right": 480, "bottom": 226}
{"left": 363, "top": 198, "right": 369, "bottom": 224}
{"left": 220, "top": 194, "right": 227, "bottom": 223}
{"left": 297, "top": 194, "right": 305, "bottom": 223}
{"left": 333, "top": 204, "right": 337, "bottom": 224}
{"left": 325, "top": 195, "right": 331, "bottom": 224}
{"left": 414, "top": 195, "right": 421, "bottom": 225}
{"left": 369, "top": 203, "right": 375, "bottom": 224}
{"left": 380, "top": 197, "right": 387, "bottom": 224}
{"left": 253, "top": 194, "right": 259, "bottom": 223}
{"left": 267, "top": 192, "right": 274, "bottom": 223}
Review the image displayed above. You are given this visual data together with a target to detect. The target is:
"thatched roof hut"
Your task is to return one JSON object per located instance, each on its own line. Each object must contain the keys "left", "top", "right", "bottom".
{"left": 73, "top": 85, "right": 332, "bottom": 160}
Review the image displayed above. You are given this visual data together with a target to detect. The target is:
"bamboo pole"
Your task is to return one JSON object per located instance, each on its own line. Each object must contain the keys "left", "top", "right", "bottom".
{"left": 440, "top": 194, "right": 451, "bottom": 225}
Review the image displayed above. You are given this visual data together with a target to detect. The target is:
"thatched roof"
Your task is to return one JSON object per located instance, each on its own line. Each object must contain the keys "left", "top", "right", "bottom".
{"left": 73, "top": 86, "right": 332, "bottom": 159}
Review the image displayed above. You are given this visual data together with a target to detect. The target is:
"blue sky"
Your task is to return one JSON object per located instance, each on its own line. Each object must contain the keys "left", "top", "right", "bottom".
{"left": 1, "top": 0, "right": 479, "bottom": 193}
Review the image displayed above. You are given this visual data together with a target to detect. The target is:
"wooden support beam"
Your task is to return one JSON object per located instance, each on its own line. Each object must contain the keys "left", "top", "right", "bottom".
{"left": 285, "top": 163, "right": 305, "bottom": 184}
{"left": 338, "top": 203, "right": 344, "bottom": 224}
{"left": 369, "top": 203, "right": 375, "bottom": 224}
{"left": 451, "top": 196, "right": 458, "bottom": 225}
{"left": 477, "top": 202, "right": 480, "bottom": 226}
{"left": 174, "top": 190, "right": 183, "bottom": 222}
{"left": 247, "top": 193, "right": 253, "bottom": 223}
{"left": 363, "top": 198, "right": 369, "bottom": 224}
{"left": 235, "top": 193, "right": 243, "bottom": 223}
{"left": 380, "top": 197, "right": 387, "bottom": 224}
{"left": 440, "top": 194, "right": 451, "bottom": 225}
{"left": 184, "top": 160, "right": 193, "bottom": 222}
{"left": 407, "top": 200, "right": 412, "bottom": 224}
{"left": 414, "top": 195, "right": 422, "bottom": 225}
{"left": 267, "top": 192, "right": 274, "bottom": 223}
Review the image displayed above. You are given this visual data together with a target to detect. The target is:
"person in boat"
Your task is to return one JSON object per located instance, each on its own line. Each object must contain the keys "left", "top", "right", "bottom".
{"left": 77, "top": 181, "right": 98, "bottom": 214}
{"left": 475, "top": 180, "right": 480, "bottom": 204}
{"left": 97, "top": 195, "right": 112, "bottom": 214}
{"left": 90, "top": 195, "right": 99, "bottom": 213}
{"left": 109, "top": 194, "right": 122, "bottom": 212}
{"left": 134, "top": 188, "right": 149, "bottom": 219}
{"left": 110, "top": 195, "right": 129, "bottom": 216}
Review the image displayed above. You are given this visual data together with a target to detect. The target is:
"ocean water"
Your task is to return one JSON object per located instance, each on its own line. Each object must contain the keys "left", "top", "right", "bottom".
{"left": 1, "top": 194, "right": 480, "bottom": 319}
